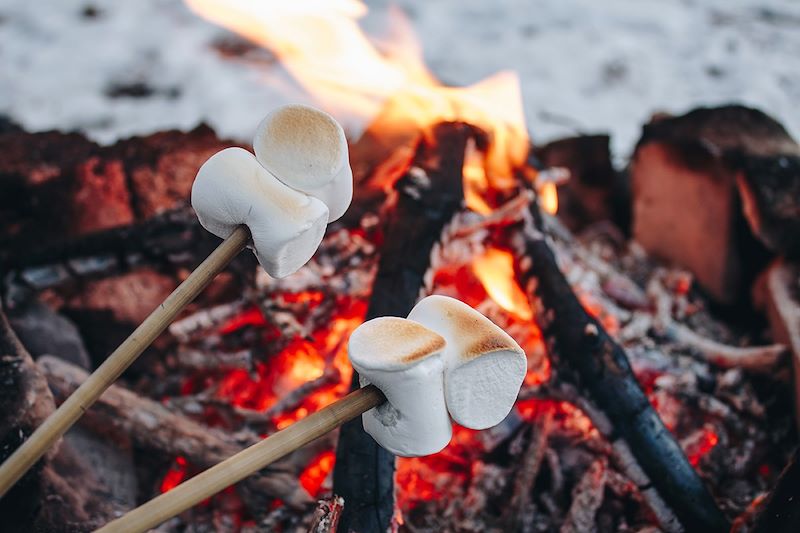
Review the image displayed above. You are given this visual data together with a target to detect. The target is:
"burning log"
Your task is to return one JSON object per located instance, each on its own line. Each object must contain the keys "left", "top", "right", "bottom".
{"left": 37, "top": 355, "right": 314, "bottom": 512}
{"left": 630, "top": 105, "right": 795, "bottom": 304}
{"left": 513, "top": 205, "right": 730, "bottom": 532}
{"left": 333, "top": 122, "right": 478, "bottom": 532}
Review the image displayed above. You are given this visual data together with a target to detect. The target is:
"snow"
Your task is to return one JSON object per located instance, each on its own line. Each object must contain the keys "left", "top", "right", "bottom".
{"left": 1, "top": 0, "right": 799, "bottom": 158}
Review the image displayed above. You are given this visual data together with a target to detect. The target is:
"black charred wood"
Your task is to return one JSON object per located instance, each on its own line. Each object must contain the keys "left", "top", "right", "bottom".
{"left": 513, "top": 204, "right": 729, "bottom": 532}
{"left": 1, "top": 207, "right": 255, "bottom": 299}
{"left": 533, "top": 134, "right": 629, "bottom": 233}
{"left": 752, "top": 446, "right": 800, "bottom": 533}
{"left": 333, "top": 122, "right": 478, "bottom": 533}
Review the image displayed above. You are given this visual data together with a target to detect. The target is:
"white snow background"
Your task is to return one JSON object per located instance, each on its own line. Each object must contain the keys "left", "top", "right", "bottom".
{"left": 1, "top": 0, "right": 799, "bottom": 159}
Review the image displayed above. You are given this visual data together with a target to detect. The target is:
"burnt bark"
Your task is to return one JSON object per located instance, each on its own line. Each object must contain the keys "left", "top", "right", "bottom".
{"left": 513, "top": 205, "right": 729, "bottom": 532}
{"left": 751, "top": 446, "right": 800, "bottom": 533}
{"left": 333, "top": 122, "right": 479, "bottom": 532}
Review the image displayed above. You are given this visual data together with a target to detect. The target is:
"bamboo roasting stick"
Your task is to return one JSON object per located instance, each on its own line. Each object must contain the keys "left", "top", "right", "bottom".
{"left": 94, "top": 385, "right": 385, "bottom": 533}
{"left": 0, "top": 226, "right": 251, "bottom": 498}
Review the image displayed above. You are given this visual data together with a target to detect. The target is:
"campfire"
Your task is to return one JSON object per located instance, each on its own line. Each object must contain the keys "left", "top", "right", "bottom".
{"left": 1, "top": 1, "right": 799, "bottom": 532}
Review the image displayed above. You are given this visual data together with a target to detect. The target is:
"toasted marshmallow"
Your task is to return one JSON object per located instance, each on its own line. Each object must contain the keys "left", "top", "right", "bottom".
{"left": 253, "top": 104, "right": 353, "bottom": 222}
{"left": 191, "top": 147, "right": 329, "bottom": 278}
{"left": 348, "top": 317, "right": 452, "bottom": 457}
{"left": 408, "top": 295, "right": 527, "bottom": 430}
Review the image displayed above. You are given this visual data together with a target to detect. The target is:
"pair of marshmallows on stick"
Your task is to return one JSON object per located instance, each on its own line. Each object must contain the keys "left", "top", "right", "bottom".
{"left": 192, "top": 104, "right": 353, "bottom": 278}
{"left": 350, "top": 295, "right": 528, "bottom": 457}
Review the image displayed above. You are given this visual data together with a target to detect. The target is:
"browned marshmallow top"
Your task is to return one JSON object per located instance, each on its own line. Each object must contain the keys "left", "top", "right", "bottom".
{"left": 431, "top": 297, "right": 522, "bottom": 362}
{"left": 348, "top": 317, "right": 446, "bottom": 371}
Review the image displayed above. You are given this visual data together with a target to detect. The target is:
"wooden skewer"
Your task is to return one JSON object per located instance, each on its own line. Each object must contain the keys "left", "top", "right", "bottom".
{"left": 94, "top": 384, "right": 385, "bottom": 533}
{"left": 0, "top": 226, "right": 251, "bottom": 498}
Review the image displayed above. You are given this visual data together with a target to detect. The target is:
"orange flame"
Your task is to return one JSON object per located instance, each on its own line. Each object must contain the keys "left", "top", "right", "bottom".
{"left": 472, "top": 247, "right": 533, "bottom": 320}
{"left": 462, "top": 139, "right": 493, "bottom": 215}
{"left": 540, "top": 182, "right": 559, "bottom": 215}
{"left": 185, "top": 0, "right": 529, "bottom": 184}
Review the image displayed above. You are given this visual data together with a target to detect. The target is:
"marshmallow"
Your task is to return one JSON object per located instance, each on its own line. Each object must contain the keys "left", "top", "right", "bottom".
{"left": 408, "top": 295, "right": 527, "bottom": 430}
{"left": 191, "top": 147, "right": 329, "bottom": 278}
{"left": 253, "top": 104, "right": 353, "bottom": 222}
{"left": 348, "top": 317, "right": 452, "bottom": 457}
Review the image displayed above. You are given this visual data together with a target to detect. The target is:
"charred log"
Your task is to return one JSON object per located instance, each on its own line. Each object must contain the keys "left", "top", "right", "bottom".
{"left": 751, "top": 446, "right": 800, "bottom": 533}
{"left": 333, "top": 122, "right": 479, "bottom": 532}
{"left": 513, "top": 205, "right": 729, "bottom": 532}
{"left": 38, "top": 355, "right": 313, "bottom": 514}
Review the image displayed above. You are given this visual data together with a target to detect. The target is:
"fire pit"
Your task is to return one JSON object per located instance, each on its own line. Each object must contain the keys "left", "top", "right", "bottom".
{"left": 1, "top": 1, "right": 799, "bottom": 532}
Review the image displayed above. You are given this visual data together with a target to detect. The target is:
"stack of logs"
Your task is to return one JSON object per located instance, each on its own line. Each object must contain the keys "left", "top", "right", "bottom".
{"left": 0, "top": 104, "right": 799, "bottom": 532}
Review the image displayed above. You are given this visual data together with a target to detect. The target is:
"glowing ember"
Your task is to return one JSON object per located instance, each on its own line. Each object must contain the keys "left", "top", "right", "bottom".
{"left": 472, "top": 247, "right": 533, "bottom": 320}
{"left": 299, "top": 450, "right": 336, "bottom": 497}
{"left": 185, "top": 0, "right": 529, "bottom": 184}
{"left": 524, "top": 355, "right": 551, "bottom": 387}
{"left": 517, "top": 399, "right": 598, "bottom": 438}
{"left": 687, "top": 427, "right": 719, "bottom": 467}
{"left": 212, "top": 299, "right": 364, "bottom": 424}
{"left": 579, "top": 293, "right": 620, "bottom": 335}
{"left": 218, "top": 306, "right": 267, "bottom": 335}
{"left": 160, "top": 456, "right": 188, "bottom": 493}
{"left": 540, "top": 182, "right": 559, "bottom": 215}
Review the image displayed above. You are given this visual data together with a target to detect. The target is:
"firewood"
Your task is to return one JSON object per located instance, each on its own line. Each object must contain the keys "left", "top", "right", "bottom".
{"left": 648, "top": 274, "right": 788, "bottom": 373}
{"left": 333, "top": 122, "right": 481, "bottom": 532}
{"left": 37, "top": 355, "right": 313, "bottom": 512}
{"left": 1, "top": 207, "right": 239, "bottom": 295}
{"left": 503, "top": 407, "right": 553, "bottom": 532}
{"left": 0, "top": 124, "right": 232, "bottom": 255}
{"left": 1, "top": 308, "right": 121, "bottom": 532}
{"left": 534, "top": 134, "right": 628, "bottom": 232}
{"left": 0, "top": 227, "right": 251, "bottom": 498}
{"left": 307, "top": 496, "right": 345, "bottom": 533}
{"left": 559, "top": 457, "right": 608, "bottom": 533}
{"left": 513, "top": 203, "right": 729, "bottom": 532}
{"left": 630, "top": 105, "right": 795, "bottom": 304}
{"left": 0, "top": 306, "right": 58, "bottom": 527}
